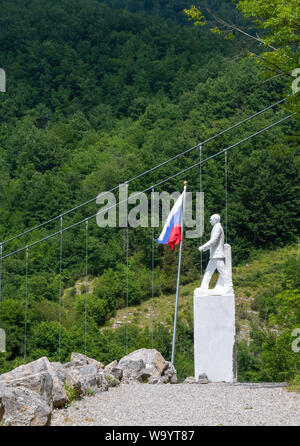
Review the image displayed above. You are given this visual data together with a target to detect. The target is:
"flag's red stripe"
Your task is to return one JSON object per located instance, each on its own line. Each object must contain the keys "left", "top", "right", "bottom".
{"left": 168, "top": 224, "right": 182, "bottom": 251}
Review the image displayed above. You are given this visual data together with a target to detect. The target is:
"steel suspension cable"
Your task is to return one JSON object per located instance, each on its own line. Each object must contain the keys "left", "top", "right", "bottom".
{"left": 0, "top": 113, "right": 294, "bottom": 262}
{"left": 0, "top": 98, "right": 288, "bottom": 248}
{"left": 126, "top": 98, "right": 287, "bottom": 184}
{"left": 152, "top": 114, "right": 294, "bottom": 189}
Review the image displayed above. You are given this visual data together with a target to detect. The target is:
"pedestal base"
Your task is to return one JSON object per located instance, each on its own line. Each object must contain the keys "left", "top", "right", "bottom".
{"left": 194, "top": 292, "right": 236, "bottom": 382}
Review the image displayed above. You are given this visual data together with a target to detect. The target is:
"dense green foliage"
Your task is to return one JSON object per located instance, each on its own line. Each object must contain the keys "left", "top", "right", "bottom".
{"left": 236, "top": 249, "right": 300, "bottom": 383}
{"left": 0, "top": 0, "right": 299, "bottom": 380}
{"left": 185, "top": 0, "right": 300, "bottom": 113}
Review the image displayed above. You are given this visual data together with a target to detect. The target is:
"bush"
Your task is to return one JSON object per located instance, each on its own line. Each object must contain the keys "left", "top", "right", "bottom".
{"left": 28, "top": 321, "right": 71, "bottom": 362}
{"left": 236, "top": 340, "right": 261, "bottom": 382}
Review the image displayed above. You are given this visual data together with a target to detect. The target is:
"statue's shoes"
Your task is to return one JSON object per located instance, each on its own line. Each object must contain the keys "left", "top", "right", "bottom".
{"left": 194, "top": 286, "right": 234, "bottom": 296}
{"left": 213, "top": 285, "right": 234, "bottom": 295}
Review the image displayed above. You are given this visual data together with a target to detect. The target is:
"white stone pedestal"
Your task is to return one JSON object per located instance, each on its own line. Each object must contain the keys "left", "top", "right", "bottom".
{"left": 194, "top": 292, "right": 236, "bottom": 382}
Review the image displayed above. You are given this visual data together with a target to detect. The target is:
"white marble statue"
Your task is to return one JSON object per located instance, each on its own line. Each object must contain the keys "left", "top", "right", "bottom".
{"left": 196, "top": 214, "right": 233, "bottom": 295}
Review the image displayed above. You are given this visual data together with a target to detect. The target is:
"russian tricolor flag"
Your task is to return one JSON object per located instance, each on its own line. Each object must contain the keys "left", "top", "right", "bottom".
{"left": 156, "top": 193, "right": 184, "bottom": 251}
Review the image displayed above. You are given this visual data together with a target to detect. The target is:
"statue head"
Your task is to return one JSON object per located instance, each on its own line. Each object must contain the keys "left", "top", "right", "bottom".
{"left": 210, "top": 214, "right": 220, "bottom": 226}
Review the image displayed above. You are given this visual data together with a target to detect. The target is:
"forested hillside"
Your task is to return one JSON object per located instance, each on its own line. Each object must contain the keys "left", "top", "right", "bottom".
{"left": 0, "top": 0, "right": 299, "bottom": 380}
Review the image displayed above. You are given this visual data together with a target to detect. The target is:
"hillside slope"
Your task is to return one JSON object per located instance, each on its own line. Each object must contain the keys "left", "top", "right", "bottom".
{"left": 97, "top": 244, "right": 298, "bottom": 341}
{"left": 0, "top": 0, "right": 298, "bottom": 383}
{"left": 59, "top": 243, "right": 300, "bottom": 381}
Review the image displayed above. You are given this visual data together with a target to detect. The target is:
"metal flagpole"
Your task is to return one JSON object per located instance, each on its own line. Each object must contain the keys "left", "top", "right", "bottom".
{"left": 171, "top": 180, "right": 187, "bottom": 365}
{"left": 151, "top": 187, "right": 155, "bottom": 349}
{"left": 84, "top": 219, "right": 89, "bottom": 356}
{"left": 0, "top": 244, "right": 2, "bottom": 317}
{"left": 24, "top": 247, "right": 29, "bottom": 361}
{"left": 200, "top": 144, "right": 203, "bottom": 277}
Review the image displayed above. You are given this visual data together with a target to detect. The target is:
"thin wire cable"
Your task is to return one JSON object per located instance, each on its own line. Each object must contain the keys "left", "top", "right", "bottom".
{"left": 58, "top": 216, "right": 63, "bottom": 362}
{"left": 24, "top": 247, "right": 28, "bottom": 361}
{"left": 0, "top": 186, "right": 119, "bottom": 247}
{"left": 84, "top": 219, "right": 88, "bottom": 355}
{"left": 0, "top": 98, "right": 288, "bottom": 248}
{"left": 151, "top": 114, "right": 294, "bottom": 189}
{"left": 0, "top": 113, "right": 294, "bottom": 262}
{"left": 120, "top": 98, "right": 288, "bottom": 184}
{"left": 225, "top": 150, "right": 228, "bottom": 243}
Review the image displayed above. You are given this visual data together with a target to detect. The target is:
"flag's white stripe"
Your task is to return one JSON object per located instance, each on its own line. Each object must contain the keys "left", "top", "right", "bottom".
{"left": 157, "top": 193, "right": 183, "bottom": 241}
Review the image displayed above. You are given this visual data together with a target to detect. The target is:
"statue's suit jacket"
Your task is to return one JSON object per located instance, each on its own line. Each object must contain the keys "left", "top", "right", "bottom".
{"left": 201, "top": 222, "right": 225, "bottom": 259}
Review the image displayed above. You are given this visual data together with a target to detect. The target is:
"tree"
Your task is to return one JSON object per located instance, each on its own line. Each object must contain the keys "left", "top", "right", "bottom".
{"left": 185, "top": 1, "right": 300, "bottom": 111}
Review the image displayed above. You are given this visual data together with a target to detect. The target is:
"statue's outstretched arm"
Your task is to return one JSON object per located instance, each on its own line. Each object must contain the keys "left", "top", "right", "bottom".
{"left": 199, "top": 225, "right": 221, "bottom": 252}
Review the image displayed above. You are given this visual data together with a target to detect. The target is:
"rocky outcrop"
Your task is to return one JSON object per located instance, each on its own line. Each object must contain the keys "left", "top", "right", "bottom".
{"left": 0, "top": 353, "right": 107, "bottom": 425}
{"left": 0, "top": 349, "right": 177, "bottom": 425}
{"left": 62, "top": 352, "right": 107, "bottom": 395}
{"left": 0, "top": 384, "right": 52, "bottom": 426}
{"left": 0, "top": 357, "right": 68, "bottom": 408}
{"left": 64, "top": 363, "right": 108, "bottom": 395}
{"left": 0, "top": 371, "right": 53, "bottom": 407}
{"left": 117, "top": 349, "right": 177, "bottom": 384}
{"left": 66, "top": 352, "right": 104, "bottom": 369}
{"left": 104, "top": 360, "right": 123, "bottom": 380}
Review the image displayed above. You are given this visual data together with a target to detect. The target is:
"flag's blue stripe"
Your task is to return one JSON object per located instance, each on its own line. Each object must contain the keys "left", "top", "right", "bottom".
{"left": 156, "top": 214, "right": 175, "bottom": 244}
{"left": 156, "top": 203, "right": 182, "bottom": 244}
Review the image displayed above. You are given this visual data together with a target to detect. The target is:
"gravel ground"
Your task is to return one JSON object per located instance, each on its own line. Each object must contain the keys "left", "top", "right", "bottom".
{"left": 51, "top": 382, "right": 300, "bottom": 426}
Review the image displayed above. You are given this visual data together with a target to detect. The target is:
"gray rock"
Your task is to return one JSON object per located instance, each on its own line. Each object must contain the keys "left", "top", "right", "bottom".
{"left": 104, "top": 360, "right": 123, "bottom": 380}
{"left": 162, "top": 361, "right": 177, "bottom": 384}
{"left": 0, "top": 384, "right": 51, "bottom": 426}
{"left": 182, "top": 373, "right": 208, "bottom": 384}
{"left": 69, "top": 353, "right": 104, "bottom": 369}
{"left": 104, "top": 359, "right": 118, "bottom": 372}
{"left": 119, "top": 349, "right": 165, "bottom": 374}
{"left": 104, "top": 373, "right": 120, "bottom": 387}
{"left": 147, "top": 377, "right": 160, "bottom": 384}
{"left": 0, "top": 371, "right": 53, "bottom": 407}
{"left": 65, "top": 364, "right": 107, "bottom": 396}
{"left": 0, "top": 357, "right": 68, "bottom": 408}
{"left": 118, "top": 359, "right": 145, "bottom": 371}
{"left": 197, "top": 373, "right": 208, "bottom": 384}
{"left": 51, "top": 361, "right": 67, "bottom": 386}
{"left": 117, "top": 349, "right": 177, "bottom": 384}
{"left": 98, "top": 371, "right": 109, "bottom": 392}
{"left": 122, "top": 369, "right": 143, "bottom": 384}
{"left": 147, "top": 369, "right": 162, "bottom": 385}
{"left": 183, "top": 376, "right": 197, "bottom": 384}
{"left": 140, "top": 368, "right": 153, "bottom": 381}
{"left": 117, "top": 356, "right": 145, "bottom": 384}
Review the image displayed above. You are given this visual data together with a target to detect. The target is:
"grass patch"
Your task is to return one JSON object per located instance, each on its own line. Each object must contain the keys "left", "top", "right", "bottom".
{"left": 287, "top": 375, "right": 300, "bottom": 394}
{"left": 64, "top": 383, "right": 81, "bottom": 406}
{"left": 80, "top": 244, "right": 297, "bottom": 347}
